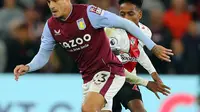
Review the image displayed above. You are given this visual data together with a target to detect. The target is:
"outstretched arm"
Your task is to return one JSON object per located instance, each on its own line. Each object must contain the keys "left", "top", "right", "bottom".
{"left": 13, "top": 22, "right": 56, "bottom": 81}
{"left": 87, "top": 5, "right": 155, "bottom": 50}
{"left": 125, "top": 69, "right": 170, "bottom": 99}
{"left": 137, "top": 45, "right": 163, "bottom": 83}
{"left": 87, "top": 5, "right": 173, "bottom": 62}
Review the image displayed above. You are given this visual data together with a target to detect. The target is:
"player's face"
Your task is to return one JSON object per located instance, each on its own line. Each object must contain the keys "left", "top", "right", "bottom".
{"left": 47, "top": 0, "right": 71, "bottom": 18}
{"left": 119, "top": 3, "right": 142, "bottom": 25}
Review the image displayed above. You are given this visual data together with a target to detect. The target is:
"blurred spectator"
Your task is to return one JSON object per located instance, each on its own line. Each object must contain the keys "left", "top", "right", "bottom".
{"left": 161, "top": 0, "right": 171, "bottom": 9}
{"left": 196, "top": 1, "right": 200, "bottom": 20}
{"left": 54, "top": 46, "right": 79, "bottom": 73}
{"left": 197, "top": 22, "right": 200, "bottom": 36}
{"left": 163, "top": 0, "right": 192, "bottom": 39}
{"left": 4, "top": 20, "right": 39, "bottom": 72}
{"left": 19, "top": 0, "right": 34, "bottom": 8}
{"left": 150, "top": 9, "right": 172, "bottom": 46}
{"left": 188, "top": 0, "right": 200, "bottom": 21}
{"left": 171, "top": 39, "right": 184, "bottom": 74}
{"left": 0, "top": 39, "right": 7, "bottom": 72}
{"left": 181, "top": 21, "right": 200, "bottom": 74}
{"left": 171, "top": 21, "right": 200, "bottom": 74}
{"left": 0, "top": 1, "right": 3, "bottom": 8}
{"left": 142, "top": 0, "right": 165, "bottom": 11}
{"left": 24, "top": 7, "right": 44, "bottom": 41}
{"left": 34, "top": 0, "right": 51, "bottom": 22}
{"left": 0, "top": 0, "right": 24, "bottom": 38}
{"left": 87, "top": 0, "right": 98, "bottom": 5}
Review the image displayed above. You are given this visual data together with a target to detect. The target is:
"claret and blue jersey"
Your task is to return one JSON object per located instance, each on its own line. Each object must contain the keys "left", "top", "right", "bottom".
{"left": 27, "top": 4, "right": 156, "bottom": 82}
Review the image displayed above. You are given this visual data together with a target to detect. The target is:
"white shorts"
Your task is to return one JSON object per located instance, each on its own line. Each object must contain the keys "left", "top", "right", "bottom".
{"left": 102, "top": 68, "right": 137, "bottom": 111}
{"left": 82, "top": 71, "right": 125, "bottom": 110}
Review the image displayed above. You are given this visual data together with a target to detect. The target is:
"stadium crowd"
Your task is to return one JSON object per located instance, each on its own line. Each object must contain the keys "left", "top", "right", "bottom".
{"left": 0, "top": 0, "right": 199, "bottom": 74}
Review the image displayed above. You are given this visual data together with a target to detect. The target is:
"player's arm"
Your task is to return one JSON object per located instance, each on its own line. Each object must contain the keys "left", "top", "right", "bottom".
{"left": 125, "top": 69, "right": 148, "bottom": 86}
{"left": 87, "top": 5, "right": 173, "bottom": 62}
{"left": 137, "top": 27, "right": 163, "bottom": 83}
{"left": 87, "top": 5, "right": 154, "bottom": 50}
{"left": 13, "top": 22, "right": 56, "bottom": 81}
{"left": 125, "top": 69, "right": 170, "bottom": 99}
{"left": 137, "top": 47, "right": 171, "bottom": 97}
{"left": 137, "top": 43, "right": 163, "bottom": 82}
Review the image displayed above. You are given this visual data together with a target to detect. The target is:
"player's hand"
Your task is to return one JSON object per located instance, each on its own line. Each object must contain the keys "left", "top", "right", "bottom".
{"left": 13, "top": 65, "right": 29, "bottom": 81}
{"left": 151, "top": 72, "right": 163, "bottom": 83}
{"left": 147, "top": 81, "right": 171, "bottom": 99}
{"left": 151, "top": 45, "right": 174, "bottom": 62}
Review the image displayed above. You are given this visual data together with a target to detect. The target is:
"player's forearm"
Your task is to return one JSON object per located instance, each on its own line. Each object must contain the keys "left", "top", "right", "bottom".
{"left": 125, "top": 69, "right": 149, "bottom": 86}
{"left": 27, "top": 47, "right": 52, "bottom": 72}
{"left": 137, "top": 46, "right": 156, "bottom": 74}
{"left": 111, "top": 16, "right": 156, "bottom": 50}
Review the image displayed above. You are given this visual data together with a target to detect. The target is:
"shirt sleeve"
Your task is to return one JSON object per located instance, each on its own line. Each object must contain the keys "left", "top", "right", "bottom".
{"left": 138, "top": 23, "right": 153, "bottom": 47}
{"left": 86, "top": 5, "right": 156, "bottom": 50}
{"left": 27, "top": 22, "right": 56, "bottom": 72}
{"left": 137, "top": 44, "right": 157, "bottom": 74}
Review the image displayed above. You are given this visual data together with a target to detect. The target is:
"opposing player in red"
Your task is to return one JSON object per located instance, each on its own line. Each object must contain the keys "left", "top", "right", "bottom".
{"left": 13, "top": 0, "right": 173, "bottom": 112}
{"left": 103, "top": 0, "right": 171, "bottom": 112}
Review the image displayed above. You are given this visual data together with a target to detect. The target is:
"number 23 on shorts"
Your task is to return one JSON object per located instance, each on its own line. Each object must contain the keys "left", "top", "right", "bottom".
{"left": 92, "top": 71, "right": 110, "bottom": 85}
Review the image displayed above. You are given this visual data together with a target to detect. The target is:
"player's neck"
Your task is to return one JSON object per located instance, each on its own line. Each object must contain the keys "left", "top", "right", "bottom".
{"left": 60, "top": 4, "right": 73, "bottom": 21}
{"left": 131, "top": 21, "right": 139, "bottom": 27}
{"left": 135, "top": 22, "right": 139, "bottom": 27}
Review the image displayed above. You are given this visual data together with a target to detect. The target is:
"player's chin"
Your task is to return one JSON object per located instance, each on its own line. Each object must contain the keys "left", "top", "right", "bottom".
{"left": 52, "top": 13, "right": 60, "bottom": 18}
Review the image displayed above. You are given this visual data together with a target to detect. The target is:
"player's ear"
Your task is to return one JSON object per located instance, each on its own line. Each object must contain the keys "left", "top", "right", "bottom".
{"left": 139, "top": 10, "right": 142, "bottom": 20}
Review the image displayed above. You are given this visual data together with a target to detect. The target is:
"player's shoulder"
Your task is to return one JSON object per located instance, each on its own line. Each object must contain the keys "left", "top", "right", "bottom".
{"left": 73, "top": 4, "right": 89, "bottom": 9}
{"left": 46, "top": 17, "right": 54, "bottom": 25}
{"left": 104, "top": 28, "right": 127, "bottom": 38}
{"left": 46, "top": 16, "right": 57, "bottom": 27}
{"left": 104, "top": 27, "right": 130, "bottom": 53}
{"left": 47, "top": 16, "right": 54, "bottom": 22}
{"left": 73, "top": 4, "right": 89, "bottom": 16}
{"left": 139, "top": 22, "right": 152, "bottom": 38}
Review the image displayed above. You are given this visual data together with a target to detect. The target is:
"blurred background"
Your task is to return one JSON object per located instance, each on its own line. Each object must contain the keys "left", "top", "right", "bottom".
{"left": 0, "top": 0, "right": 199, "bottom": 112}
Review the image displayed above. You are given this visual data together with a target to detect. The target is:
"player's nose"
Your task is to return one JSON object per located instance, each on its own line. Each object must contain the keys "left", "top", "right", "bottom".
{"left": 124, "top": 14, "right": 129, "bottom": 19}
{"left": 50, "top": 7, "right": 56, "bottom": 13}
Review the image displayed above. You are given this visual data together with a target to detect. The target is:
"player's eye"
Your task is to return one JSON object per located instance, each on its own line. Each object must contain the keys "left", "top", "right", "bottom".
{"left": 119, "top": 12, "right": 125, "bottom": 17}
{"left": 48, "top": 0, "right": 58, "bottom": 3}
{"left": 47, "top": 0, "right": 50, "bottom": 3}
{"left": 127, "top": 11, "right": 134, "bottom": 16}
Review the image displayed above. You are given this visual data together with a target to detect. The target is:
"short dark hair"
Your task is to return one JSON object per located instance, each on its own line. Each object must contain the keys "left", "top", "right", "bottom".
{"left": 118, "top": 0, "right": 143, "bottom": 8}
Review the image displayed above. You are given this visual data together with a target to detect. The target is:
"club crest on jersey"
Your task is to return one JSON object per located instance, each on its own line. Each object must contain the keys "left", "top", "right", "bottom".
{"left": 54, "top": 29, "right": 61, "bottom": 36}
{"left": 77, "top": 18, "right": 86, "bottom": 30}
{"left": 130, "top": 38, "right": 136, "bottom": 45}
